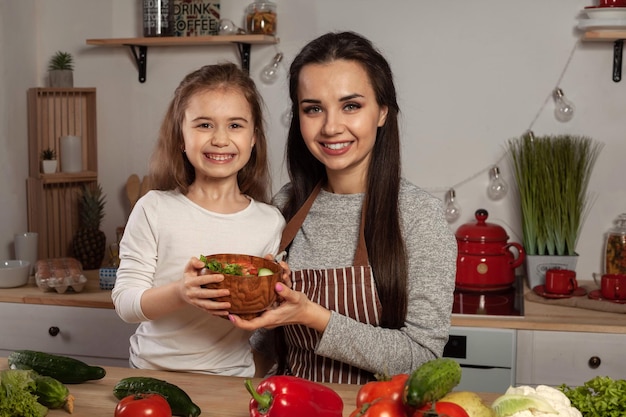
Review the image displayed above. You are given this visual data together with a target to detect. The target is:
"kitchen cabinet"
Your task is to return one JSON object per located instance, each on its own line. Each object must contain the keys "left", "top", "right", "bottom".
{"left": 26, "top": 88, "right": 99, "bottom": 259}
{"left": 0, "top": 302, "right": 137, "bottom": 367}
{"left": 85, "top": 35, "right": 278, "bottom": 83}
{"left": 516, "top": 330, "right": 626, "bottom": 386}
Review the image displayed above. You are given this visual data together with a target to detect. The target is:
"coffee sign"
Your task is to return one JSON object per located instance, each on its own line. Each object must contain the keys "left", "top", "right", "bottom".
{"left": 174, "top": 0, "right": 220, "bottom": 37}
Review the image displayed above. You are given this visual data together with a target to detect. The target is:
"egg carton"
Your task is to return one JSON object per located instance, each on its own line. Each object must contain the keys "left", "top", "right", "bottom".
{"left": 34, "top": 257, "right": 87, "bottom": 293}
{"left": 35, "top": 274, "right": 87, "bottom": 293}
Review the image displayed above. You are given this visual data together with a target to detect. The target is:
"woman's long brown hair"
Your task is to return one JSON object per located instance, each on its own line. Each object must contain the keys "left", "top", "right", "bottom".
{"left": 283, "top": 32, "right": 408, "bottom": 328}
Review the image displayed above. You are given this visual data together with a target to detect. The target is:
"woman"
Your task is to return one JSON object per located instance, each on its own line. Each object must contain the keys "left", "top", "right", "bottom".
{"left": 231, "top": 32, "right": 456, "bottom": 384}
{"left": 112, "top": 63, "right": 285, "bottom": 377}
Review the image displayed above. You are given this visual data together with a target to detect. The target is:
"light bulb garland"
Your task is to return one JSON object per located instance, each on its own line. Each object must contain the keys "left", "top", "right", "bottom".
{"left": 426, "top": 40, "right": 580, "bottom": 223}
{"left": 260, "top": 52, "right": 283, "bottom": 85}
{"left": 444, "top": 189, "right": 462, "bottom": 223}
{"left": 487, "top": 165, "right": 508, "bottom": 201}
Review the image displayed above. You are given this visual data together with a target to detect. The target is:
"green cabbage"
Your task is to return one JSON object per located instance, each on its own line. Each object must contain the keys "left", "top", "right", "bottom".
{"left": 0, "top": 369, "right": 48, "bottom": 417}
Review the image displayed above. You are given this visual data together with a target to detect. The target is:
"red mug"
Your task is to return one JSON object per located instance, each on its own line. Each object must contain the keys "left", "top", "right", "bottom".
{"left": 600, "top": 274, "right": 626, "bottom": 300}
{"left": 544, "top": 269, "right": 577, "bottom": 294}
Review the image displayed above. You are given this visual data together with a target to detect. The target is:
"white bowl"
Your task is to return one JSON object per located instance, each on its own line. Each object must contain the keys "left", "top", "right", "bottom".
{"left": 584, "top": 6, "right": 626, "bottom": 19}
{"left": 0, "top": 260, "right": 31, "bottom": 288}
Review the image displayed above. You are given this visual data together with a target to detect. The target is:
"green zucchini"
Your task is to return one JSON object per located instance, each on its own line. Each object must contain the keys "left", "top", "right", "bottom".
{"left": 113, "top": 376, "right": 201, "bottom": 417}
{"left": 34, "top": 374, "right": 75, "bottom": 413}
{"left": 8, "top": 350, "right": 106, "bottom": 384}
{"left": 402, "top": 357, "right": 462, "bottom": 408}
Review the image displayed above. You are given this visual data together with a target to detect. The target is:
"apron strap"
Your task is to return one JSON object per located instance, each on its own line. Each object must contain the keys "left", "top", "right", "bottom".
{"left": 279, "top": 182, "right": 369, "bottom": 267}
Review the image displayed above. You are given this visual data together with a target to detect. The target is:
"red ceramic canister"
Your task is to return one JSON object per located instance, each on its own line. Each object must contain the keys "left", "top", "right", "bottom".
{"left": 455, "top": 209, "right": 525, "bottom": 291}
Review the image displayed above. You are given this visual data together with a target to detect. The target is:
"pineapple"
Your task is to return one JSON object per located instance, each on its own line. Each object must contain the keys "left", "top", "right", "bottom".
{"left": 72, "top": 183, "right": 106, "bottom": 269}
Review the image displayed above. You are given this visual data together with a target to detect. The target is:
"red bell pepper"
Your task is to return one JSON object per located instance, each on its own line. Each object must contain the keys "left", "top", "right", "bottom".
{"left": 245, "top": 376, "right": 344, "bottom": 417}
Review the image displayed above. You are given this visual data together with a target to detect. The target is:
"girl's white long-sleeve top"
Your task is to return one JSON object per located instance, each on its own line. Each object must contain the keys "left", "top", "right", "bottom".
{"left": 112, "top": 190, "right": 285, "bottom": 377}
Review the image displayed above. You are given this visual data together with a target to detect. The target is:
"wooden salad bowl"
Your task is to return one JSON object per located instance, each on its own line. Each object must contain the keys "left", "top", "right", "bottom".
{"left": 199, "top": 253, "right": 282, "bottom": 320}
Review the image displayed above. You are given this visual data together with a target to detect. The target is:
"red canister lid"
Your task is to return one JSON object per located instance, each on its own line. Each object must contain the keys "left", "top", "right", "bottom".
{"left": 455, "top": 209, "right": 509, "bottom": 242}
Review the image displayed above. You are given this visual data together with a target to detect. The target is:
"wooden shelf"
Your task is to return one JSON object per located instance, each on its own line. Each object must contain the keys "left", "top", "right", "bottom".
{"left": 581, "top": 30, "right": 625, "bottom": 82}
{"left": 582, "top": 30, "right": 626, "bottom": 41}
{"left": 85, "top": 34, "right": 277, "bottom": 47}
{"left": 27, "top": 88, "right": 99, "bottom": 259}
{"left": 39, "top": 171, "right": 98, "bottom": 184}
{"left": 85, "top": 35, "right": 279, "bottom": 83}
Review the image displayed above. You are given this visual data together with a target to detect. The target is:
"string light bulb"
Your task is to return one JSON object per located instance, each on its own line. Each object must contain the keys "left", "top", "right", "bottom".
{"left": 281, "top": 107, "right": 292, "bottom": 127}
{"left": 260, "top": 53, "right": 283, "bottom": 85}
{"left": 218, "top": 19, "right": 246, "bottom": 35}
{"left": 553, "top": 88, "right": 575, "bottom": 122}
{"left": 487, "top": 165, "right": 508, "bottom": 201}
{"left": 444, "top": 188, "right": 461, "bottom": 223}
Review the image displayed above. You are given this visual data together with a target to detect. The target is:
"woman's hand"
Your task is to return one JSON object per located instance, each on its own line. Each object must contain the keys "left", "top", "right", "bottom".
{"left": 228, "top": 282, "right": 331, "bottom": 332}
{"left": 179, "top": 256, "right": 232, "bottom": 317}
{"left": 263, "top": 253, "right": 292, "bottom": 288}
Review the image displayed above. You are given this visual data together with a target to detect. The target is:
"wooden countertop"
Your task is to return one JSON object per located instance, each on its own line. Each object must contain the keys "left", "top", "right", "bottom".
{"left": 0, "top": 270, "right": 113, "bottom": 309}
{"left": 0, "top": 358, "right": 499, "bottom": 416}
{"left": 2, "top": 272, "right": 625, "bottom": 334}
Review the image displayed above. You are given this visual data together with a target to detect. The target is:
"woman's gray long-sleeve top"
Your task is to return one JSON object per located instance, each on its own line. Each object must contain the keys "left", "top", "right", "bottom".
{"left": 267, "top": 178, "right": 457, "bottom": 376}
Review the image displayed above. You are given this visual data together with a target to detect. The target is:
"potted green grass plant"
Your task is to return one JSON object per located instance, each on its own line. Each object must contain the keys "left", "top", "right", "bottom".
{"left": 41, "top": 147, "right": 58, "bottom": 174}
{"left": 507, "top": 133, "right": 603, "bottom": 288}
{"left": 48, "top": 51, "right": 74, "bottom": 87}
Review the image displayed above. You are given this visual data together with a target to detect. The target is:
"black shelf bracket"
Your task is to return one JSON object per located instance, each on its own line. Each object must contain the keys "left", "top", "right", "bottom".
{"left": 122, "top": 42, "right": 253, "bottom": 83}
{"left": 127, "top": 45, "right": 148, "bottom": 83}
{"left": 613, "top": 39, "right": 624, "bottom": 83}
{"left": 236, "top": 42, "right": 252, "bottom": 74}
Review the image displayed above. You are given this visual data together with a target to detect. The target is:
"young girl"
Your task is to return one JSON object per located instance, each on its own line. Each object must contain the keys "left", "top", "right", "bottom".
{"left": 112, "top": 63, "right": 285, "bottom": 377}
{"left": 234, "top": 32, "right": 457, "bottom": 384}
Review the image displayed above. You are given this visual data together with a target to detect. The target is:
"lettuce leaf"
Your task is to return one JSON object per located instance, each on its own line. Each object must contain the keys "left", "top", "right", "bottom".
{"left": 0, "top": 369, "right": 48, "bottom": 417}
{"left": 559, "top": 376, "right": 626, "bottom": 417}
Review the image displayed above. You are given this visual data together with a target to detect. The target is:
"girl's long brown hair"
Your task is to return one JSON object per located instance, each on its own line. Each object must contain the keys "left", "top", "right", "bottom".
{"left": 149, "top": 63, "right": 271, "bottom": 203}
{"left": 284, "top": 32, "right": 408, "bottom": 328}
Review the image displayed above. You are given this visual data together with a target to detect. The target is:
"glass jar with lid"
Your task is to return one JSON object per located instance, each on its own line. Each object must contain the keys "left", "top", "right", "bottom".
{"left": 605, "top": 213, "right": 626, "bottom": 274}
{"left": 245, "top": 0, "right": 277, "bottom": 35}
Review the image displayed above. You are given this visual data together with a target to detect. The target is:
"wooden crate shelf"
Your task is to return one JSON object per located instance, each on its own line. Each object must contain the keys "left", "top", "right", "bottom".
{"left": 26, "top": 88, "right": 99, "bottom": 259}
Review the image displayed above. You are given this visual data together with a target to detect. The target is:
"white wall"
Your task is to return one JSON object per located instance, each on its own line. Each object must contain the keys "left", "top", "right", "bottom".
{"left": 2, "top": 0, "right": 624, "bottom": 284}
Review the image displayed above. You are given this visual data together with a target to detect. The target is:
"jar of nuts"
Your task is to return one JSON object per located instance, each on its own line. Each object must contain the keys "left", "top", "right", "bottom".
{"left": 245, "top": 0, "right": 277, "bottom": 35}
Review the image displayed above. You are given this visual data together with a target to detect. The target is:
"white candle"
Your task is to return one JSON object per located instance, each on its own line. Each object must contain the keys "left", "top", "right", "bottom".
{"left": 60, "top": 135, "right": 82, "bottom": 173}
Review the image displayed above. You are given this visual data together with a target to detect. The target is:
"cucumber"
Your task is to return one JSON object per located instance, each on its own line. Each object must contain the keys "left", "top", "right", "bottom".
{"left": 402, "top": 357, "right": 462, "bottom": 408}
{"left": 34, "top": 374, "right": 75, "bottom": 413}
{"left": 8, "top": 350, "right": 106, "bottom": 384}
{"left": 113, "top": 376, "right": 201, "bottom": 417}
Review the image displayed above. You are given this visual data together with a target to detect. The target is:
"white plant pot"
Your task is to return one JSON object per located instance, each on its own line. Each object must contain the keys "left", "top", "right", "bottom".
{"left": 525, "top": 254, "right": 579, "bottom": 289}
{"left": 42, "top": 160, "right": 58, "bottom": 174}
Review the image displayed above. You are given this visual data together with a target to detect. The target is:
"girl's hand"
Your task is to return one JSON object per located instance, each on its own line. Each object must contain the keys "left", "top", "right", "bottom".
{"left": 179, "top": 257, "right": 232, "bottom": 316}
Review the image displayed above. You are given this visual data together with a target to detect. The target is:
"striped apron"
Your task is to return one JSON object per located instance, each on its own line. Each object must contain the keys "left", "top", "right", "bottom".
{"left": 278, "top": 184, "right": 383, "bottom": 384}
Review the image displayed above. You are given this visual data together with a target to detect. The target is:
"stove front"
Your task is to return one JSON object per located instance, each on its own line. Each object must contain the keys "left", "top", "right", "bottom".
{"left": 452, "top": 276, "right": 524, "bottom": 317}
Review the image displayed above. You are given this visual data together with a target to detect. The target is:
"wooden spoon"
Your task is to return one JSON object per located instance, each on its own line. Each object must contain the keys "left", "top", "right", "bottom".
{"left": 126, "top": 174, "right": 140, "bottom": 213}
{"left": 139, "top": 175, "right": 151, "bottom": 199}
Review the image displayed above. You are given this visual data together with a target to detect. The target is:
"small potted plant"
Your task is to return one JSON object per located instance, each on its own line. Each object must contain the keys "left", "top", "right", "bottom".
{"left": 48, "top": 51, "right": 74, "bottom": 88}
{"left": 41, "top": 148, "right": 58, "bottom": 174}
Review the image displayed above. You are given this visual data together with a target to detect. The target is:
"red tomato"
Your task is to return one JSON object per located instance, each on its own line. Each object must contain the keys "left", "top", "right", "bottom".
{"left": 349, "top": 398, "right": 408, "bottom": 417}
{"left": 411, "top": 401, "right": 470, "bottom": 417}
{"left": 114, "top": 393, "right": 172, "bottom": 417}
{"left": 356, "top": 374, "right": 409, "bottom": 407}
